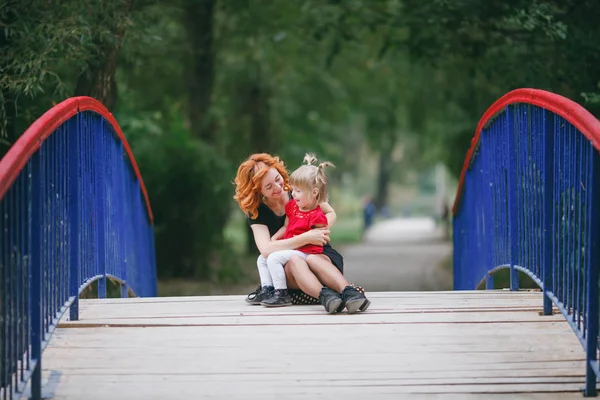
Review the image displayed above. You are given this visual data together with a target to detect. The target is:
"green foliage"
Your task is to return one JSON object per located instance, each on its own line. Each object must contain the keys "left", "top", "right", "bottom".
{"left": 4, "top": 0, "right": 600, "bottom": 282}
{"left": 119, "top": 103, "right": 232, "bottom": 279}
{"left": 0, "top": 0, "right": 145, "bottom": 150}
{"left": 392, "top": 0, "right": 600, "bottom": 174}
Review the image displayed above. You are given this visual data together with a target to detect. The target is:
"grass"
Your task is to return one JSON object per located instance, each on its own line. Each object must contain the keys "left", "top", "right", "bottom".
{"left": 439, "top": 253, "right": 540, "bottom": 291}
{"left": 157, "top": 279, "right": 259, "bottom": 297}
{"left": 223, "top": 211, "right": 249, "bottom": 255}
{"left": 166, "top": 185, "right": 431, "bottom": 296}
{"left": 330, "top": 215, "right": 364, "bottom": 245}
{"left": 440, "top": 253, "right": 453, "bottom": 277}
{"left": 484, "top": 269, "right": 539, "bottom": 290}
{"left": 77, "top": 275, "right": 260, "bottom": 298}
{"left": 80, "top": 278, "right": 134, "bottom": 299}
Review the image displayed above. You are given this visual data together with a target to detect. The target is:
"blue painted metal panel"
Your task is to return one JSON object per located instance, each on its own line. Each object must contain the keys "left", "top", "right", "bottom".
{"left": 453, "top": 99, "right": 600, "bottom": 395}
{"left": 0, "top": 107, "right": 156, "bottom": 399}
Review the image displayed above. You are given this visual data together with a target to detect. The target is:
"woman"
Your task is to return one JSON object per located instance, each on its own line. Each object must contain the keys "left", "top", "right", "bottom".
{"left": 233, "top": 153, "right": 370, "bottom": 314}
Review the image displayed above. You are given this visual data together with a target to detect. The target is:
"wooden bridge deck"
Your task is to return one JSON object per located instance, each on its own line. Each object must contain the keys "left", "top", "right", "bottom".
{"left": 40, "top": 291, "right": 588, "bottom": 399}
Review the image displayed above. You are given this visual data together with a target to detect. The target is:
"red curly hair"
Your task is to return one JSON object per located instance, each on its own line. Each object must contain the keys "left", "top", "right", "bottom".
{"left": 233, "top": 153, "right": 291, "bottom": 219}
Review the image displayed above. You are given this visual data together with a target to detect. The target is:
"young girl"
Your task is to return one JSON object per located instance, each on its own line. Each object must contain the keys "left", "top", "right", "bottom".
{"left": 260, "top": 154, "right": 371, "bottom": 314}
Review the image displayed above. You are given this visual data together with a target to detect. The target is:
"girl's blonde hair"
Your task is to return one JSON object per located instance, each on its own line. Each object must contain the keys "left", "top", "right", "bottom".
{"left": 289, "top": 153, "right": 334, "bottom": 204}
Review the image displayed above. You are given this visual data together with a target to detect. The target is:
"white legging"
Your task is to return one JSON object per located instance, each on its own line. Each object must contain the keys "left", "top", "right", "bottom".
{"left": 256, "top": 250, "right": 307, "bottom": 290}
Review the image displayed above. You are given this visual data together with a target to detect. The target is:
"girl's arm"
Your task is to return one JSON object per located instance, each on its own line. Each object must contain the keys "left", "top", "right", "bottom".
{"left": 250, "top": 223, "right": 330, "bottom": 258}
{"left": 320, "top": 201, "right": 337, "bottom": 227}
{"left": 271, "top": 217, "right": 288, "bottom": 241}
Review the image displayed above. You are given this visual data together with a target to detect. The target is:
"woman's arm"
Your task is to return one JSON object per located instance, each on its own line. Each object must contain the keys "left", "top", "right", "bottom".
{"left": 320, "top": 201, "right": 337, "bottom": 227}
{"left": 270, "top": 217, "right": 288, "bottom": 241}
{"left": 250, "top": 224, "right": 330, "bottom": 258}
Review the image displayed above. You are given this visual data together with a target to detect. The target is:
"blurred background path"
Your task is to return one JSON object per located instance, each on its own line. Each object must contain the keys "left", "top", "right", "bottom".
{"left": 341, "top": 217, "right": 453, "bottom": 292}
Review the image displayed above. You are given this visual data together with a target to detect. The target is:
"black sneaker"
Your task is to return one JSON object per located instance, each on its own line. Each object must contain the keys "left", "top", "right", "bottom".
{"left": 319, "top": 287, "right": 344, "bottom": 314}
{"left": 245, "top": 285, "right": 274, "bottom": 305}
{"left": 261, "top": 289, "right": 292, "bottom": 307}
{"left": 341, "top": 285, "right": 371, "bottom": 314}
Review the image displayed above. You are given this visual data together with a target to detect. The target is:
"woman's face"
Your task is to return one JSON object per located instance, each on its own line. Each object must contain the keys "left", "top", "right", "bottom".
{"left": 260, "top": 168, "right": 285, "bottom": 201}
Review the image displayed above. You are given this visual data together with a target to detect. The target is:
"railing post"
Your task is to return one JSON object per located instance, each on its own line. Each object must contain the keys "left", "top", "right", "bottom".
{"left": 149, "top": 226, "right": 158, "bottom": 297}
{"left": 481, "top": 135, "right": 494, "bottom": 292}
{"left": 117, "top": 143, "right": 129, "bottom": 298}
{"left": 29, "top": 150, "right": 43, "bottom": 400}
{"left": 506, "top": 105, "right": 520, "bottom": 290}
{"left": 542, "top": 111, "right": 555, "bottom": 315}
{"left": 584, "top": 149, "right": 600, "bottom": 397}
{"left": 69, "top": 114, "right": 81, "bottom": 321}
{"left": 96, "top": 120, "right": 106, "bottom": 299}
{"left": 452, "top": 217, "right": 460, "bottom": 289}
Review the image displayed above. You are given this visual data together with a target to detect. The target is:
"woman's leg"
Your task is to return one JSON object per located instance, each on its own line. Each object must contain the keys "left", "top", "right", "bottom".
{"left": 306, "top": 254, "right": 371, "bottom": 314}
{"left": 305, "top": 254, "right": 349, "bottom": 292}
{"left": 284, "top": 255, "right": 323, "bottom": 298}
{"left": 285, "top": 255, "right": 344, "bottom": 313}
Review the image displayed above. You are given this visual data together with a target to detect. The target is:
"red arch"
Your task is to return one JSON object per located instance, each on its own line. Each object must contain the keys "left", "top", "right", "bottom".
{"left": 0, "top": 96, "right": 154, "bottom": 222}
{"left": 452, "top": 88, "right": 600, "bottom": 214}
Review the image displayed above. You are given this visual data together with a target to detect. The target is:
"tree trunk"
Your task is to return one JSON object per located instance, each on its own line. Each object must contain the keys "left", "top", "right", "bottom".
{"left": 183, "top": 0, "right": 217, "bottom": 143}
{"left": 75, "top": 55, "right": 120, "bottom": 110}
{"left": 0, "top": 7, "right": 17, "bottom": 157}
{"left": 375, "top": 144, "right": 394, "bottom": 211}
{"left": 248, "top": 82, "right": 276, "bottom": 153}
{"left": 74, "top": 0, "right": 135, "bottom": 110}
{"left": 239, "top": 66, "right": 277, "bottom": 254}
{"left": 245, "top": 80, "right": 276, "bottom": 254}
{"left": 0, "top": 90, "right": 17, "bottom": 158}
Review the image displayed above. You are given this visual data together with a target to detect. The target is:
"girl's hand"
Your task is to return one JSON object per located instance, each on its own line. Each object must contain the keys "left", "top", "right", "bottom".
{"left": 303, "top": 228, "right": 331, "bottom": 246}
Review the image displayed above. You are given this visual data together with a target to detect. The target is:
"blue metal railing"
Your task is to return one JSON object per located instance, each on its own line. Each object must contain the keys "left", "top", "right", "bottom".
{"left": 0, "top": 97, "right": 157, "bottom": 400}
{"left": 453, "top": 88, "right": 600, "bottom": 396}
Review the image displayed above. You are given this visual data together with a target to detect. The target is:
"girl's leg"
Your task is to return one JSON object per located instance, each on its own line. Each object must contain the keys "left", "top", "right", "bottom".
{"left": 256, "top": 255, "right": 273, "bottom": 287}
{"left": 267, "top": 250, "right": 305, "bottom": 289}
{"left": 305, "top": 254, "right": 350, "bottom": 292}
{"left": 246, "top": 255, "right": 275, "bottom": 305}
{"left": 284, "top": 255, "right": 323, "bottom": 298}
{"left": 262, "top": 250, "right": 306, "bottom": 307}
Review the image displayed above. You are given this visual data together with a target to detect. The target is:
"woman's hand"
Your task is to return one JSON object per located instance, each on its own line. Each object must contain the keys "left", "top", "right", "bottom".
{"left": 302, "top": 228, "right": 331, "bottom": 246}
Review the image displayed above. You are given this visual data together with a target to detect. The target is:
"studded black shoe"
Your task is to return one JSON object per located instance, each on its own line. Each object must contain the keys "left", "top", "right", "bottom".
{"left": 261, "top": 289, "right": 292, "bottom": 307}
{"left": 319, "top": 287, "right": 344, "bottom": 314}
{"left": 341, "top": 285, "right": 371, "bottom": 314}
{"left": 245, "top": 285, "right": 275, "bottom": 305}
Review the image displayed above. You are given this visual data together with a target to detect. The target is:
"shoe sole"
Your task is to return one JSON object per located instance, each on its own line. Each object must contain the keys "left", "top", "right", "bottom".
{"left": 326, "top": 298, "right": 344, "bottom": 314}
{"left": 346, "top": 298, "right": 371, "bottom": 314}
{"left": 360, "top": 299, "right": 371, "bottom": 312}
{"left": 260, "top": 302, "right": 292, "bottom": 307}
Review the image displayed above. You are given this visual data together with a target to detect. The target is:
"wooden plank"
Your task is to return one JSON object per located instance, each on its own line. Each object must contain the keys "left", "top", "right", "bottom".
{"left": 61, "top": 293, "right": 570, "bottom": 327}
{"left": 76, "top": 290, "right": 546, "bottom": 305}
{"left": 40, "top": 362, "right": 588, "bottom": 377}
{"left": 57, "top": 313, "right": 572, "bottom": 327}
{"left": 41, "top": 290, "right": 591, "bottom": 399}
{"left": 41, "top": 378, "right": 587, "bottom": 399}
{"left": 71, "top": 292, "right": 559, "bottom": 314}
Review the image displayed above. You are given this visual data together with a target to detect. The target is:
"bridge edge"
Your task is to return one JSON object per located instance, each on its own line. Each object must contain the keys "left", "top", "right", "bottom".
{"left": 452, "top": 88, "right": 600, "bottom": 214}
{"left": 0, "top": 96, "right": 154, "bottom": 223}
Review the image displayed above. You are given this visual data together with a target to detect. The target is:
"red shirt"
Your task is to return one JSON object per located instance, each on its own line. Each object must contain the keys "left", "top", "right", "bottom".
{"left": 284, "top": 200, "right": 328, "bottom": 254}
